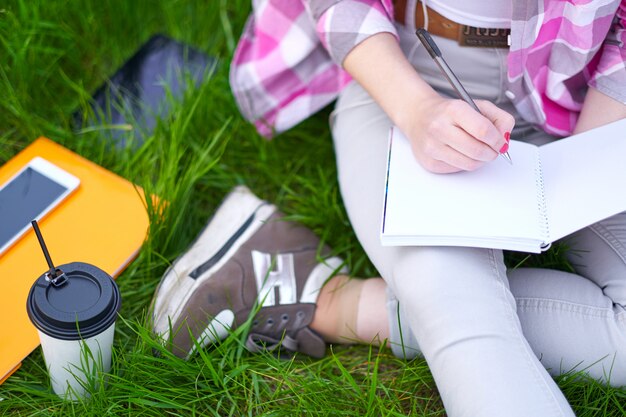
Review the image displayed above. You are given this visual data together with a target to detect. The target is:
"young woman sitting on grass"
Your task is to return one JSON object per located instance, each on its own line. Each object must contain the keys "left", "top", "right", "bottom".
{"left": 152, "top": 1, "right": 626, "bottom": 416}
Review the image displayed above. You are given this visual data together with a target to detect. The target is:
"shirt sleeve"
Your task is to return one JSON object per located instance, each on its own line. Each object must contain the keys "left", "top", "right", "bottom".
{"left": 589, "top": 1, "right": 626, "bottom": 104}
{"left": 304, "top": 0, "right": 399, "bottom": 66}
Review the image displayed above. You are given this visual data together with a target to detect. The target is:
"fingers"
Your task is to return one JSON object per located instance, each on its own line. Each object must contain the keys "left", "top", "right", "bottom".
{"left": 452, "top": 100, "right": 514, "bottom": 153}
{"left": 432, "top": 145, "right": 487, "bottom": 172}
{"left": 402, "top": 96, "right": 516, "bottom": 174}
{"left": 475, "top": 100, "right": 516, "bottom": 137}
{"left": 412, "top": 131, "right": 489, "bottom": 173}
{"left": 477, "top": 100, "right": 515, "bottom": 154}
{"left": 413, "top": 152, "right": 464, "bottom": 174}
{"left": 445, "top": 125, "right": 498, "bottom": 163}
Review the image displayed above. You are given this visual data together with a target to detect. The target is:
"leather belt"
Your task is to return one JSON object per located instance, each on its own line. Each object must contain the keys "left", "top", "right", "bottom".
{"left": 393, "top": 0, "right": 510, "bottom": 48}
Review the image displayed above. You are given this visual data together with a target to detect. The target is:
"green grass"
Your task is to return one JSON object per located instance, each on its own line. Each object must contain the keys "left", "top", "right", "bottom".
{"left": 0, "top": 1, "right": 625, "bottom": 416}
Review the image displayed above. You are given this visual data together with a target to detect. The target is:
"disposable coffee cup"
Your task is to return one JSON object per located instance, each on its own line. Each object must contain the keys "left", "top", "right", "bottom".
{"left": 26, "top": 262, "right": 121, "bottom": 400}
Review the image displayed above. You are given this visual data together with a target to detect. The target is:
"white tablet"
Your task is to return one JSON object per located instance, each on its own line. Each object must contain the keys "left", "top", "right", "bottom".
{"left": 0, "top": 157, "right": 80, "bottom": 256}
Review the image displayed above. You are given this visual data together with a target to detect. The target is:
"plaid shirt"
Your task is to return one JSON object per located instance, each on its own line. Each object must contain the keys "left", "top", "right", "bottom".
{"left": 230, "top": 0, "right": 626, "bottom": 138}
{"left": 508, "top": 0, "right": 626, "bottom": 136}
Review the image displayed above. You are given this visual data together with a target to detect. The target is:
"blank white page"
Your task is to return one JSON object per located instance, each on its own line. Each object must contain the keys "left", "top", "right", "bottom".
{"left": 540, "top": 118, "right": 626, "bottom": 242}
{"left": 382, "top": 129, "right": 544, "bottom": 245}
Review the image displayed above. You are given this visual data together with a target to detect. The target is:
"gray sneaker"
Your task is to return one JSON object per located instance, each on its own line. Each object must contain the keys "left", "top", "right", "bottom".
{"left": 151, "top": 186, "right": 347, "bottom": 359}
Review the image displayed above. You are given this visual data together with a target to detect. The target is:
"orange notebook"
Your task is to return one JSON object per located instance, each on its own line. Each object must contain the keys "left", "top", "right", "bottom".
{"left": 0, "top": 138, "right": 150, "bottom": 384}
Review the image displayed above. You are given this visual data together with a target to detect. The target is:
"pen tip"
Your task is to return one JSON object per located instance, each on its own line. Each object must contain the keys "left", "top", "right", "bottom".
{"left": 502, "top": 152, "right": 513, "bottom": 165}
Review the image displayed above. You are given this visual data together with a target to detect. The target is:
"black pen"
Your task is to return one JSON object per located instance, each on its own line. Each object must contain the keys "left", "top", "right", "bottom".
{"left": 415, "top": 28, "right": 513, "bottom": 164}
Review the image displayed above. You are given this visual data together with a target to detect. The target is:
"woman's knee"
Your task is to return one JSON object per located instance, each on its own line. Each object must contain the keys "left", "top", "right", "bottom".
{"left": 386, "top": 246, "right": 508, "bottom": 317}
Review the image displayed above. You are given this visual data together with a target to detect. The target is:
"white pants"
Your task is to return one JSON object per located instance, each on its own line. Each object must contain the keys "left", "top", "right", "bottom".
{"left": 330, "top": 24, "right": 626, "bottom": 417}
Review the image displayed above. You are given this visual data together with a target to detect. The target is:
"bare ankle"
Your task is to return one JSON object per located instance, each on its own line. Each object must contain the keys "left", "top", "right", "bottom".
{"left": 311, "top": 275, "right": 363, "bottom": 344}
{"left": 355, "top": 278, "right": 390, "bottom": 345}
{"left": 311, "top": 276, "right": 390, "bottom": 346}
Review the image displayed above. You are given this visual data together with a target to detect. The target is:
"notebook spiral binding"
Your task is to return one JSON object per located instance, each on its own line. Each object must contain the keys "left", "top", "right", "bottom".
{"left": 535, "top": 149, "right": 551, "bottom": 251}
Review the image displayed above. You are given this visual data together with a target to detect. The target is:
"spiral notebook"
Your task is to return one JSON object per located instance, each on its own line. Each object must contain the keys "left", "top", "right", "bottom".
{"left": 381, "top": 118, "right": 626, "bottom": 253}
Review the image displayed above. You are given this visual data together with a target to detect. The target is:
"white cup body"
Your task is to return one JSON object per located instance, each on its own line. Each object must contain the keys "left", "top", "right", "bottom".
{"left": 38, "top": 322, "right": 115, "bottom": 400}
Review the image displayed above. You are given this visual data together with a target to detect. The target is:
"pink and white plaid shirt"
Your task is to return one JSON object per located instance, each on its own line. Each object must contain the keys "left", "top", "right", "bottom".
{"left": 230, "top": 0, "right": 626, "bottom": 138}
{"left": 508, "top": 0, "right": 626, "bottom": 136}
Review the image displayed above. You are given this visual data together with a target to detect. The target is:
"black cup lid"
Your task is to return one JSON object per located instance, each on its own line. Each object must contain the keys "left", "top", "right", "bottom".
{"left": 26, "top": 262, "right": 121, "bottom": 340}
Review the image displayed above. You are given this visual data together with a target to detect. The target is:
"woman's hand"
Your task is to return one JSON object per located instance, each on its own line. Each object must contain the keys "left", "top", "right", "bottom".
{"left": 343, "top": 32, "right": 513, "bottom": 174}
{"left": 399, "top": 94, "right": 514, "bottom": 173}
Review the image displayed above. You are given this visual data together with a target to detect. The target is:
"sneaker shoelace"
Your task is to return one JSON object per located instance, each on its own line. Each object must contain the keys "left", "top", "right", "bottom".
{"left": 244, "top": 308, "right": 318, "bottom": 356}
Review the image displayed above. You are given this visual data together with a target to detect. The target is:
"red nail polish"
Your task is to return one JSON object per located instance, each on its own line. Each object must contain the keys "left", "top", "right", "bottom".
{"left": 499, "top": 142, "right": 509, "bottom": 154}
{"left": 504, "top": 131, "right": 511, "bottom": 142}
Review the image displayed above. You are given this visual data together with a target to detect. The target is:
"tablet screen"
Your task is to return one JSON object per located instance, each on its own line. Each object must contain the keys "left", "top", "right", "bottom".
{"left": 0, "top": 167, "right": 68, "bottom": 252}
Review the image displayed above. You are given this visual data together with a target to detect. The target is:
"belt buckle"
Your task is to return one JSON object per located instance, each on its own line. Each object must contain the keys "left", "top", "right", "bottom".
{"left": 457, "top": 26, "right": 510, "bottom": 48}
